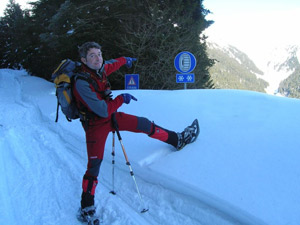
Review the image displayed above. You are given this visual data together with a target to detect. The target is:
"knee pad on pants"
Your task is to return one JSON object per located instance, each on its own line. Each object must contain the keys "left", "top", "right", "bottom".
{"left": 87, "top": 158, "right": 102, "bottom": 177}
{"left": 136, "top": 117, "right": 152, "bottom": 134}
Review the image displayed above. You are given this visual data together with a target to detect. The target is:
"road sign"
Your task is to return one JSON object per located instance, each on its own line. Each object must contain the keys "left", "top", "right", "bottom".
{"left": 174, "top": 51, "right": 197, "bottom": 89}
{"left": 125, "top": 74, "right": 139, "bottom": 89}
{"left": 176, "top": 74, "right": 195, "bottom": 83}
{"left": 174, "top": 51, "right": 197, "bottom": 73}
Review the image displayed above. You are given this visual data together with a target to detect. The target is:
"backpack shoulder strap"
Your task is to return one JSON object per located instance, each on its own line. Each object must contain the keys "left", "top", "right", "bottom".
{"left": 73, "top": 72, "right": 100, "bottom": 93}
{"left": 72, "top": 73, "right": 101, "bottom": 122}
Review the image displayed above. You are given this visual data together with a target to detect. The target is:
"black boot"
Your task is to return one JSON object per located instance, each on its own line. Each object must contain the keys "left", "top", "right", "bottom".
{"left": 80, "top": 175, "right": 98, "bottom": 210}
{"left": 81, "top": 191, "right": 95, "bottom": 209}
{"left": 177, "top": 119, "right": 200, "bottom": 150}
{"left": 78, "top": 176, "right": 98, "bottom": 223}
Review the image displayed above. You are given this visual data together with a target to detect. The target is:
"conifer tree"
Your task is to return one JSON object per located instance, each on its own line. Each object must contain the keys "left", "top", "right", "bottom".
{"left": 0, "top": 0, "right": 25, "bottom": 68}
{"left": 22, "top": 0, "right": 67, "bottom": 78}
{"left": 2, "top": 0, "right": 215, "bottom": 89}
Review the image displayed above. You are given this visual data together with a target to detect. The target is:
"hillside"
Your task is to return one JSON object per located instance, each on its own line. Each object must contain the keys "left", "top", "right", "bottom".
{"left": 275, "top": 45, "right": 300, "bottom": 97}
{"left": 258, "top": 45, "right": 300, "bottom": 95}
{"left": 278, "top": 67, "right": 300, "bottom": 97}
{"left": 207, "top": 42, "right": 268, "bottom": 92}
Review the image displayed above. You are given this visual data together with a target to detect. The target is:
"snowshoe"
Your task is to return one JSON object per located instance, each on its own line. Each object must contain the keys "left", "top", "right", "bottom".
{"left": 177, "top": 119, "right": 200, "bottom": 150}
{"left": 77, "top": 206, "right": 100, "bottom": 225}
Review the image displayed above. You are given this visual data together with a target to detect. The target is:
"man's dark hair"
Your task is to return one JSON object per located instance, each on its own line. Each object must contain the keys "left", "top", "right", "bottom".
{"left": 78, "top": 42, "right": 102, "bottom": 58}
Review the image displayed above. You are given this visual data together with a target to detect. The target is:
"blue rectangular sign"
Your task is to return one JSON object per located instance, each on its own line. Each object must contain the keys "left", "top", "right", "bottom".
{"left": 125, "top": 74, "right": 139, "bottom": 89}
{"left": 176, "top": 74, "right": 195, "bottom": 83}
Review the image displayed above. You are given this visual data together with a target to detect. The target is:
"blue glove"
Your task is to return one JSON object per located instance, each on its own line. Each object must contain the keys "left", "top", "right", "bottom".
{"left": 121, "top": 93, "right": 137, "bottom": 104}
{"left": 125, "top": 57, "right": 137, "bottom": 68}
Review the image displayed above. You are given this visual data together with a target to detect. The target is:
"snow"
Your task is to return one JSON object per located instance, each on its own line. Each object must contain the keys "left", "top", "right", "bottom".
{"left": 208, "top": 42, "right": 243, "bottom": 65}
{"left": 252, "top": 45, "right": 300, "bottom": 95}
{"left": 1, "top": 69, "right": 300, "bottom": 225}
{"left": 260, "top": 68, "right": 291, "bottom": 95}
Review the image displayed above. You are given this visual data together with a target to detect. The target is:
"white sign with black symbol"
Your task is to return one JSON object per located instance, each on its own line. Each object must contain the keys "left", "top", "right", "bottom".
{"left": 174, "top": 51, "right": 196, "bottom": 83}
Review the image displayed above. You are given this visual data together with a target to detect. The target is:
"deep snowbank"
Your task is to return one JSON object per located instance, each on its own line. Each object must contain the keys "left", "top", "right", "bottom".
{"left": 1, "top": 69, "right": 300, "bottom": 225}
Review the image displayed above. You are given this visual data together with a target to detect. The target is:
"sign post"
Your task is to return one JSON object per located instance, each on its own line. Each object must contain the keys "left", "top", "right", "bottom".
{"left": 174, "top": 51, "right": 197, "bottom": 89}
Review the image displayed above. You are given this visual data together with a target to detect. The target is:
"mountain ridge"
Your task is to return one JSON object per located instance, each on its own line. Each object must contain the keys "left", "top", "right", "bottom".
{"left": 207, "top": 41, "right": 300, "bottom": 97}
{"left": 207, "top": 42, "right": 268, "bottom": 93}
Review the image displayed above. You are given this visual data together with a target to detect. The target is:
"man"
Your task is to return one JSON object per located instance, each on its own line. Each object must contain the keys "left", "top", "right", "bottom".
{"left": 73, "top": 41, "right": 199, "bottom": 221}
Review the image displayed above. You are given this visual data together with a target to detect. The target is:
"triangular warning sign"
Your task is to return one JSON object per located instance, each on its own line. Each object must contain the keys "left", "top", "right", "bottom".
{"left": 128, "top": 76, "right": 136, "bottom": 86}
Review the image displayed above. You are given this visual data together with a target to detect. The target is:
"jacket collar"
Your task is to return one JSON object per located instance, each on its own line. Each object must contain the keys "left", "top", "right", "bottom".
{"left": 81, "top": 63, "right": 105, "bottom": 80}
{"left": 81, "top": 63, "right": 98, "bottom": 75}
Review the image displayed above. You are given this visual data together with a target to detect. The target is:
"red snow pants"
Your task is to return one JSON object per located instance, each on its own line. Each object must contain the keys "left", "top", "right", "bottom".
{"left": 80, "top": 112, "right": 178, "bottom": 208}
{"left": 83, "top": 112, "right": 178, "bottom": 177}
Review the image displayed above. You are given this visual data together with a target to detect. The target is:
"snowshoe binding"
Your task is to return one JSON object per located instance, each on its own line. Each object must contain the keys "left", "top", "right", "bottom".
{"left": 77, "top": 206, "right": 100, "bottom": 225}
{"left": 177, "top": 119, "right": 200, "bottom": 150}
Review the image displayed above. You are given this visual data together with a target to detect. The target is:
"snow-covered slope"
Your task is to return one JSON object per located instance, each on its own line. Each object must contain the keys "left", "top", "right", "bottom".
{"left": 1, "top": 69, "right": 300, "bottom": 225}
{"left": 207, "top": 42, "right": 268, "bottom": 93}
{"left": 207, "top": 38, "right": 300, "bottom": 96}
{"left": 261, "top": 45, "right": 300, "bottom": 95}
{"left": 207, "top": 42, "right": 264, "bottom": 76}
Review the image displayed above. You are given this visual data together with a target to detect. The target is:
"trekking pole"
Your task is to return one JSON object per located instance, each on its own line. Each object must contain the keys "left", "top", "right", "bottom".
{"left": 111, "top": 113, "right": 149, "bottom": 213}
{"left": 110, "top": 131, "right": 116, "bottom": 195}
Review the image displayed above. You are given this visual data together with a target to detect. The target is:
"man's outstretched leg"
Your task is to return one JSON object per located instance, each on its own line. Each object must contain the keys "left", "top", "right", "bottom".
{"left": 149, "top": 119, "right": 199, "bottom": 150}
{"left": 113, "top": 112, "right": 199, "bottom": 150}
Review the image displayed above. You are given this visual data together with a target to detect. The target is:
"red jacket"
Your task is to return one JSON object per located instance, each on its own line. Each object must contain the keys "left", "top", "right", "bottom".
{"left": 73, "top": 57, "right": 126, "bottom": 122}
